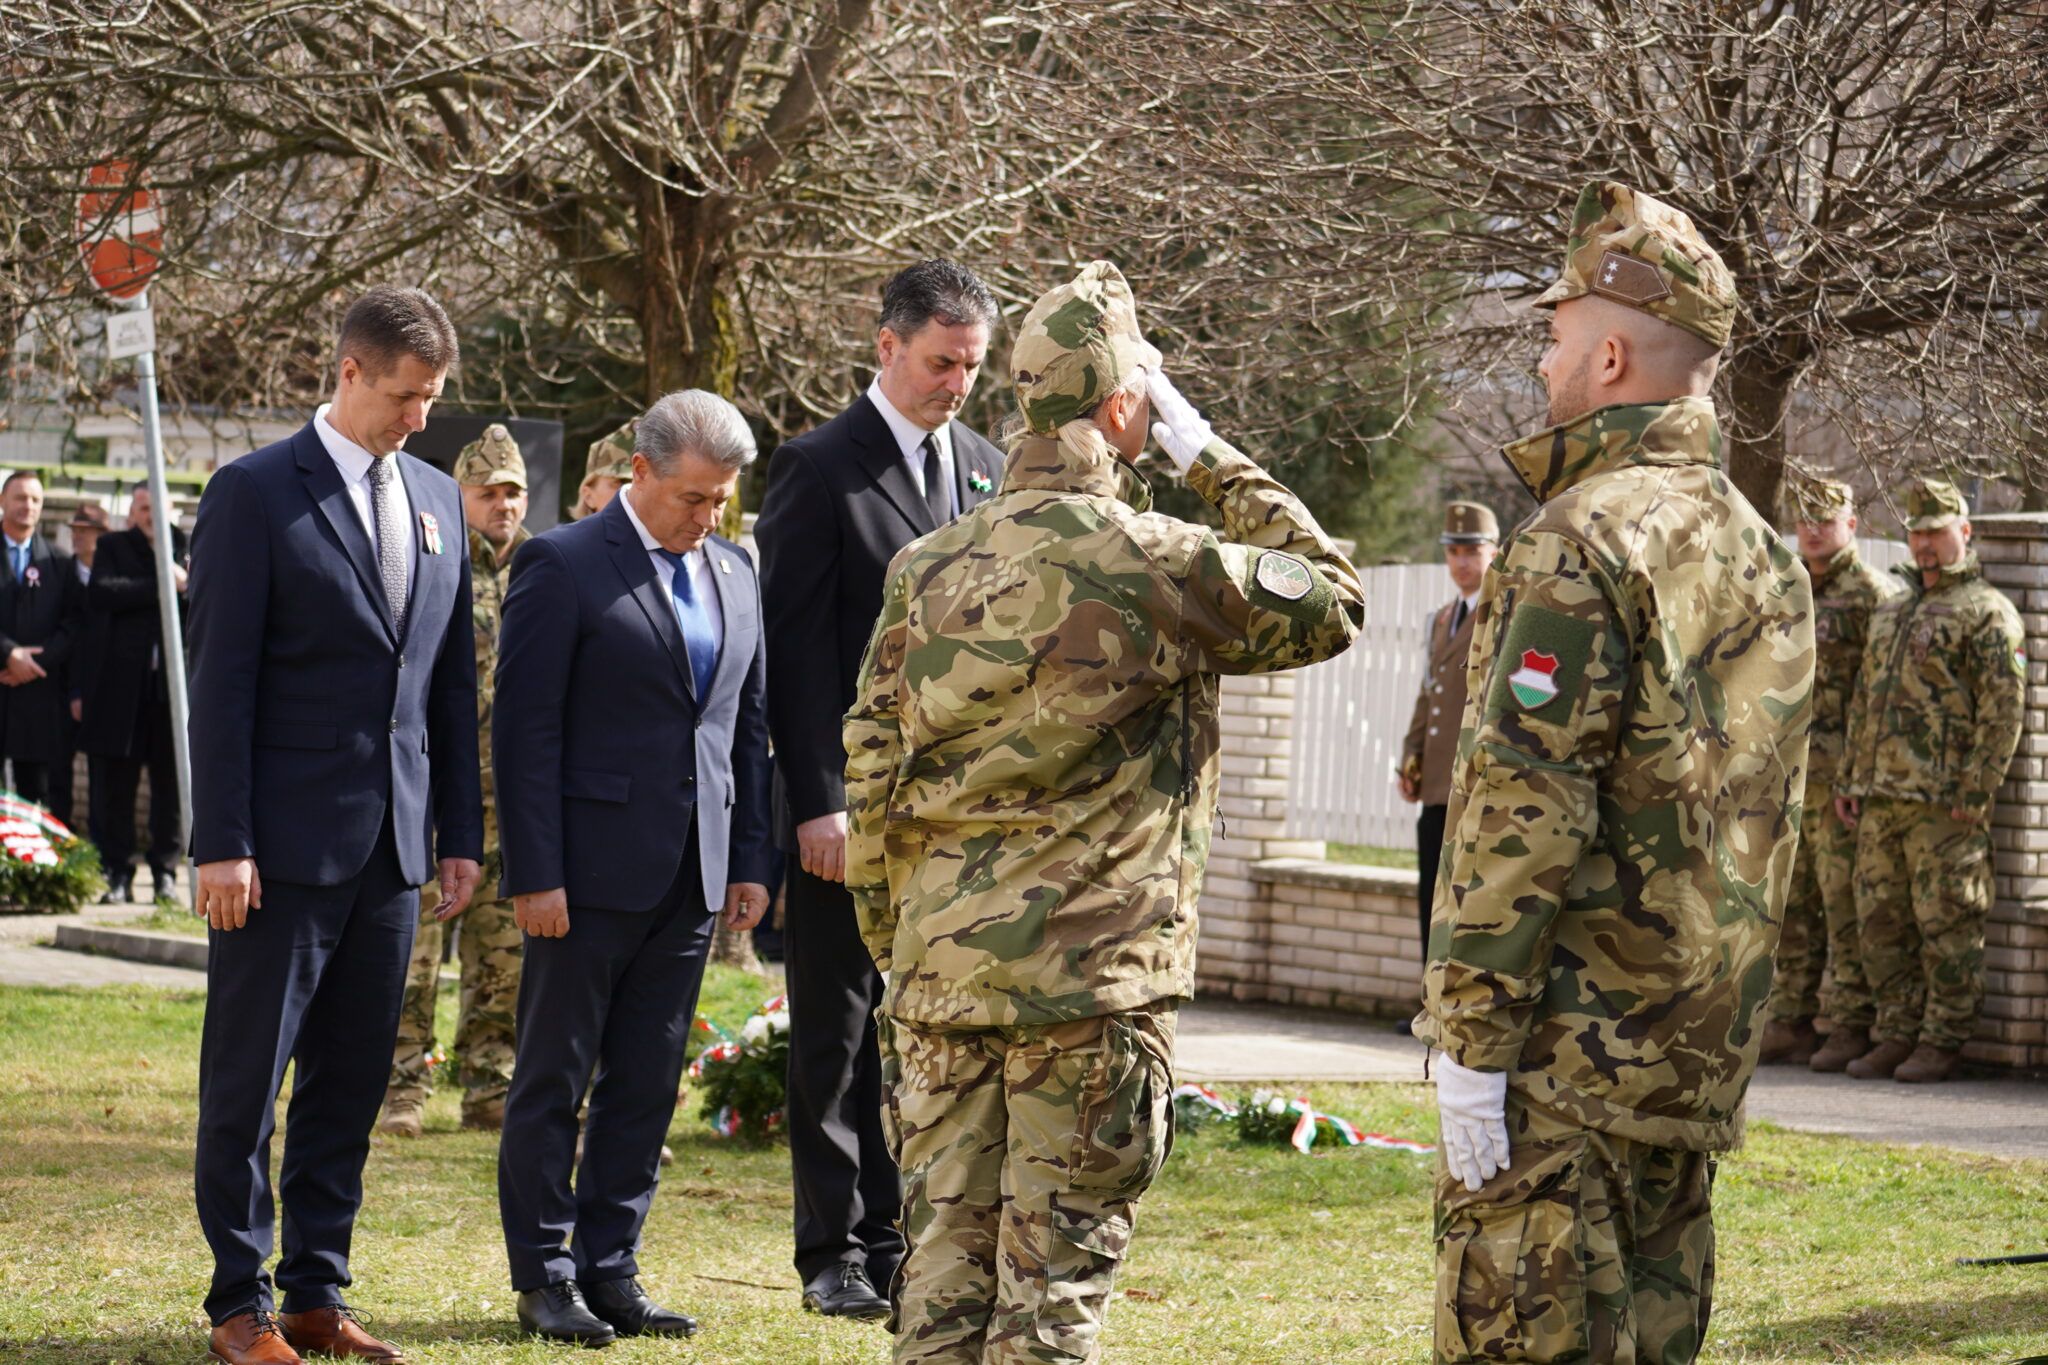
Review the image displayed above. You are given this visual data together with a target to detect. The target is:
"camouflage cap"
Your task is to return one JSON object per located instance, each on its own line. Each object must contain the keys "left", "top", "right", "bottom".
{"left": 1903, "top": 476, "right": 1968, "bottom": 531}
{"left": 585, "top": 419, "right": 637, "bottom": 483}
{"left": 1012, "top": 260, "right": 1163, "bottom": 436}
{"left": 1534, "top": 181, "right": 1738, "bottom": 351}
{"left": 1440, "top": 500, "right": 1500, "bottom": 545}
{"left": 1780, "top": 470, "right": 1854, "bottom": 525}
{"left": 452, "top": 424, "right": 526, "bottom": 489}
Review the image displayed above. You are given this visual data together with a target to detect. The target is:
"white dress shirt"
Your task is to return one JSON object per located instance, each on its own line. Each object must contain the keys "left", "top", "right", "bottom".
{"left": 314, "top": 403, "right": 413, "bottom": 590}
{"left": 867, "top": 377, "right": 956, "bottom": 517}
{"left": 619, "top": 485, "right": 725, "bottom": 651}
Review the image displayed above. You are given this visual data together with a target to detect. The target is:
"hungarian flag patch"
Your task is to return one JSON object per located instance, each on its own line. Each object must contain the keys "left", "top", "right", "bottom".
{"left": 1507, "top": 650, "right": 1561, "bottom": 707}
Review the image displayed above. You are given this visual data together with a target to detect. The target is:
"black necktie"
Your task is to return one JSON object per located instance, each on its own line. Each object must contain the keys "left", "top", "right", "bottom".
{"left": 1451, "top": 599, "right": 1469, "bottom": 634}
{"left": 920, "top": 434, "right": 951, "bottom": 528}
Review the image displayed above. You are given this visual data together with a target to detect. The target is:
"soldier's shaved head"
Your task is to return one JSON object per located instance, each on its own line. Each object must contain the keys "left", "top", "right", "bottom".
{"left": 1541, "top": 295, "right": 1720, "bottom": 427}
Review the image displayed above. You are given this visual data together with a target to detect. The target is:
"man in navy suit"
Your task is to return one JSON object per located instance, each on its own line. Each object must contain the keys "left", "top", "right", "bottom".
{"left": 754, "top": 258, "right": 1005, "bottom": 1318}
{"left": 186, "top": 286, "right": 484, "bottom": 1365}
{"left": 493, "top": 389, "right": 775, "bottom": 1346}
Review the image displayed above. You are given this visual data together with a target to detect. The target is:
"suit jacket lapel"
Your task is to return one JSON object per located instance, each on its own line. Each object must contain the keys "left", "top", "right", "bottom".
{"left": 951, "top": 425, "right": 1002, "bottom": 511}
{"left": 603, "top": 496, "right": 697, "bottom": 702}
{"left": 394, "top": 456, "right": 435, "bottom": 646}
{"left": 853, "top": 396, "right": 936, "bottom": 536}
{"left": 701, "top": 541, "right": 745, "bottom": 700}
{"left": 295, "top": 423, "right": 397, "bottom": 644}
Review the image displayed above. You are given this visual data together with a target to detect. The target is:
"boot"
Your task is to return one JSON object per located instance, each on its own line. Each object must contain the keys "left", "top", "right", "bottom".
{"left": 1808, "top": 1025, "right": 1869, "bottom": 1073}
{"left": 377, "top": 1094, "right": 425, "bottom": 1138}
{"left": 1844, "top": 1038, "right": 1914, "bottom": 1080}
{"left": 460, "top": 1096, "right": 505, "bottom": 1132}
{"left": 1759, "top": 1017, "right": 1820, "bottom": 1065}
{"left": 1893, "top": 1043, "right": 1959, "bottom": 1084}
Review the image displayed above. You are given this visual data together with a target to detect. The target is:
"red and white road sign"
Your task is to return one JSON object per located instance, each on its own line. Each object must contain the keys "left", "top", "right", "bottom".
{"left": 77, "top": 160, "right": 164, "bottom": 301}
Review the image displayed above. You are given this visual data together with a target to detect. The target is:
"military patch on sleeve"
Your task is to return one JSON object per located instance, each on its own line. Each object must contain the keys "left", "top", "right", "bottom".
{"left": 1255, "top": 552, "right": 1314, "bottom": 601}
{"left": 2014, "top": 643, "right": 2028, "bottom": 678}
{"left": 1484, "top": 602, "right": 1599, "bottom": 723}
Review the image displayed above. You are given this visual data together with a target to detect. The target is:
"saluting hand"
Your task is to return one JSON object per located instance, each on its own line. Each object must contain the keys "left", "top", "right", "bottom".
{"left": 515, "top": 887, "right": 571, "bottom": 939}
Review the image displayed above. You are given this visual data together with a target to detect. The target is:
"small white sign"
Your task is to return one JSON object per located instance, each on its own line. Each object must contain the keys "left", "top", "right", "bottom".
{"left": 105, "top": 307, "right": 155, "bottom": 360}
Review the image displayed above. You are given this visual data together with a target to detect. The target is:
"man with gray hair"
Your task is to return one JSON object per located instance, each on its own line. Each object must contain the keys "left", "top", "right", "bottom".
{"left": 493, "top": 388, "right": 776, "bottom": 1345}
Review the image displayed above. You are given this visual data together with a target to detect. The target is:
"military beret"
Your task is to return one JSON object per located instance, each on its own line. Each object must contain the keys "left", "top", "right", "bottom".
{"left": 452, "top": 424, "right": 526, "bottom": 490}
{"left": 1012, "top": 261, "right": 1163, "bottom": 436}
{"left": 1903, "top": 477, "right": 1968, "bottom": 531}
{"left": 1780, "top": 471, "right": 1854, "bottom": 525}
{"left": 1440, "top": 500, "right": 1500, "bottom": 545}
{"left": 1535, "top": 181, "right": 1738, "bottom": 351}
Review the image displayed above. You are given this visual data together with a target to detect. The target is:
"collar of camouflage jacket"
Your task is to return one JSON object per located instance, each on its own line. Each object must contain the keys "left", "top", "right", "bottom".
{"left": 1812, "top": 541, "right": 1863, "bottom": 591}
{"left": 1498, "top": 395, "right": 1721, "bottom": 505}
{"left": 1001, "top": 428, "right": 1154, "bottom": 513}
{"left": 1894, "top": 550, "right": 1982, "bottom": 594}
{"left": 468, "top": 522, "right": 531, "bottom": 572}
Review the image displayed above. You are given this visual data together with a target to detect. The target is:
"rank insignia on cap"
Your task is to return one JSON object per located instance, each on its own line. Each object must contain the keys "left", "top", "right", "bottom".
{"left": 1255, "top": 552, "right": 1314, "bottom": 601}
{"left": 1592, "top": 250, "right": 1672, "bottom": 306}
{"left": 420, "top": 511, "right": 444, "bottom": 555}
{"left": 1507, "top": 649, "right": 1561, "bottom": 707}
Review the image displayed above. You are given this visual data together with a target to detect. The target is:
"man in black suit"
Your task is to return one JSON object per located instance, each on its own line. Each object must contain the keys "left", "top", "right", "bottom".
{"left": 494, "top": 389, "right": 775, "bottom": 1346}
{"left": 186, "top": 286, "right": 483, "bottom": 1365}
{"left": 64, "top": 501, "right": 110, "bottom": 853}
{"left": 1, "top": 471, "right": 82, "bottom": 815}
{"left": 81, "top": 487, "right": 186, "bottom": 903}
{"left": 754, "top": 258, "right": 1005, "bottom": 1319}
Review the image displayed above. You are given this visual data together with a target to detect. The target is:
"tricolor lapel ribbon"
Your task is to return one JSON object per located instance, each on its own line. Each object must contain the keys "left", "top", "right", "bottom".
{"left": 419, "top": 510, "right": 444, "bottom": 555}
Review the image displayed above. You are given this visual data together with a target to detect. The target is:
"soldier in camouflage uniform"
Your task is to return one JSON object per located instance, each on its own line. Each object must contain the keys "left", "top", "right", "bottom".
{"left": 379, "top": 424, "right": 533, "bottom": 1135}
{"left": 1418, "top": 182, "right": 1815, "bottom": 1365}
{"left": 570, "top": 421, "right": 635, "bottom": 521}
{"left": 845, "top": 260, "right": 1363, "bottom": 1364}
{"left": 1833, "top": 477, "right": 2025, "bottom": 1084}
{"left": 1764, "top": 475, "right": 1904, "bottom": 1068}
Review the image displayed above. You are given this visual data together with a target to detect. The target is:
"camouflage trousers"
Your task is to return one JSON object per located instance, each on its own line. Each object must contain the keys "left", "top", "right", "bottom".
{"left": 1435, "top": 1096, "right": 1716, "bottom": 1364}
{"left": 1770, "top": 781, "right": 1869, "bottom": 1025}
{"left": 1854, "top": 796, "right": 1993, "bottom": 1050}
{"left": 881, "top": 1008, "right": 1177, "bottom": 1365}
{"left": 388, "top": 868, "right": 522, "bottom": 1116}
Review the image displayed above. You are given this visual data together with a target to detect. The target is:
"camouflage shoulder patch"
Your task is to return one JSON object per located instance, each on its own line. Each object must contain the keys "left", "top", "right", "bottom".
{"left": 1255, "top": 551, "right": 1314, "bottom": 601}
{"left": 1484, "top": 602, "right": 1597, "bottom": 723}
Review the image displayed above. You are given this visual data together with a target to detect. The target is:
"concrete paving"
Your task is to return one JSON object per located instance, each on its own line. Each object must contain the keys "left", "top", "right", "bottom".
{"left": 0, "top": 879, "right": 207, "bottom": 989}
{"left": 1175, "top": 997, "right": 2048, "bottom": 1161}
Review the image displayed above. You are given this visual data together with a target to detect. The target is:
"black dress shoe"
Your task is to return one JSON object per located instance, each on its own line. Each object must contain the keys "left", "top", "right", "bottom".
{"left": 583, "top": 1276, "right": 697, "bottom": 1338}
{"left": 101, "top": 873, "right": 132, "bottom": 905}
{"left": 515, "top": 1281, "right": 616, "bottom": 1347}
{"left": 801, "top": 1263, "right": 889, "bottom": 1320}
{"left": 148, "top": 867, "right": 173, "bottom": 902}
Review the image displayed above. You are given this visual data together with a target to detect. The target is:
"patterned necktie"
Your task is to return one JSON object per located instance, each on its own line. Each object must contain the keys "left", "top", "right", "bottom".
{"left": 655, "top": 548, "right": 718, "bottom": 700}
{"left": 920, "top": 434, "right": 951, "bottom": 528}
{"left": 366, "top": 455, "right": 407, "bottom": 636}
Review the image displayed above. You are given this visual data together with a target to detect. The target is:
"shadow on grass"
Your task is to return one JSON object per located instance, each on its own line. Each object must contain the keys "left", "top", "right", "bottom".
{"left": 1, "top": 1316, "right": 530, "bottom": 1364}
{"left": 1728, "top": 1288, "right": 2048, "bottom": 1357}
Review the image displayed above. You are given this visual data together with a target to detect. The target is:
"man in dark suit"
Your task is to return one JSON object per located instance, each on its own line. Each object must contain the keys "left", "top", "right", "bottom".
{"left": 64, "top": 501, "right": 110, "bottom": 854}
{"left": 186, "top": 285, "right": 483, "bottom": 1365}
{"left": 754, "top": 258, "right": 1005, "bottom": 1319}
{"left": 1, "top": 471, "right": 83, "bottom": 815}
{"left": 493, "top": 389, "right": 775, "bottom": 1347}
{"left": 82, "top": 487, "right": 186, "bottom": 903}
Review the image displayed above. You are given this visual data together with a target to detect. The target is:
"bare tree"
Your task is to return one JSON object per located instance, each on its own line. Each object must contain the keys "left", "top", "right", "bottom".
{"left": 1020, "top": 0, "right": 2048, "bottom": 517}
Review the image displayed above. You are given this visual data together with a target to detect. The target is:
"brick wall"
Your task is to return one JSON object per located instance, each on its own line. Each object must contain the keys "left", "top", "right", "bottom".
{"left": 1958, "top": 513, "right": 2048, "bottom": 1070}
{"left": 1195, "top": 522, "right": 2048, "bottom": 1069}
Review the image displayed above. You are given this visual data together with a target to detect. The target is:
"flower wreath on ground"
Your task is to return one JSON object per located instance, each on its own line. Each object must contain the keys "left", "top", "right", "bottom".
{"left": 0, "top": 791, "right": 105, "bottom": 914}
{"left": 687, "top": 993, "right": 790, "bottom": 1143}
{"left": 1172, "top": 1083, "right": 1435, "bottom": 1156}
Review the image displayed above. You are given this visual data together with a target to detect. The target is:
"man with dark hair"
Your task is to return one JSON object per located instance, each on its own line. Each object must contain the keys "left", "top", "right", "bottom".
{"left": 1, "top": 470, "right": 82, "bottom": 817}
{"left": 81, "top": 487, "right": 187, "bottom": 903}
{"left": 186, "top": 284, "right": 482, "bottom": 1365}
{"left": 754, "top": 258, "right": 1006, "bottom": 1320}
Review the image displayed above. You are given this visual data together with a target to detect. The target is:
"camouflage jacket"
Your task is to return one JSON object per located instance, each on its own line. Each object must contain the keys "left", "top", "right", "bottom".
{"left": 844, "top": 428, "right": 1364, "bottom": 1028}
{"left": 1805, "top": 544, "right": 1903, "bottom": 789}
{"left": 1417, "top": 397, "right": 1814, "bottom": 1152}
{"left": 474, "top": 523, "right": 529, "bottom": 854}
{"left": 1838, "top": 553, "right": 2024, "bottom": 813}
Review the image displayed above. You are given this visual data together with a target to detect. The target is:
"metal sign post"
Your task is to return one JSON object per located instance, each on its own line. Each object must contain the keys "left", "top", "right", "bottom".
{"left": 122, "top": 292, "right": 195, "bottom": 908}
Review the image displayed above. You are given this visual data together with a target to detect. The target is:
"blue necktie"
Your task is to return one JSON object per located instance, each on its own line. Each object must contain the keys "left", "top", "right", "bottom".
{"left": 655, "top": 549, "right": 718, "bottom": 699}
{"left": 9, "top": 544, "right": 24, "bottom": 581}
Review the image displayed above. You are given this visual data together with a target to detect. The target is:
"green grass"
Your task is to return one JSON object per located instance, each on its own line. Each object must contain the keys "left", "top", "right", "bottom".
{"left": 129, "top": 904, "right": 209, "bottom": 937}
{"left": 1328, "top": 842, "right": 1419, "bottom": 871}
{"left": 2, "top": 983, "right": 2046, "bottom": 1362}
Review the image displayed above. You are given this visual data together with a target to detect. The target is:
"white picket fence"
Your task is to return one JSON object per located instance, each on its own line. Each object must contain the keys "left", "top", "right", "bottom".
{"left": 1288, "top": 538, "right": 1910, "bottom": 847}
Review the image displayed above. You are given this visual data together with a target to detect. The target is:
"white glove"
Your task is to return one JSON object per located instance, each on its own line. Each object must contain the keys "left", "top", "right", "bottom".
{"left": 1146, "top": 369, "right": 1213, "bottom": 476}
{"left": 1435, "top": 1054, "right": 1510, "bottom": 1192}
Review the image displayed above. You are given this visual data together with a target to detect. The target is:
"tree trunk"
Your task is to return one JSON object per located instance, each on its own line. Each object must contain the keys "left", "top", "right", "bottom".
{"left": 1723, "top": 347, "right": 1799, "bottom": 519}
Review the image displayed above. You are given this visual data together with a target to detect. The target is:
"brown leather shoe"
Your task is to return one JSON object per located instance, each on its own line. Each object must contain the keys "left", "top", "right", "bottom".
{"left": 1893, "top": 1043, "right": 1959, "bottom": 1084}
{"left": 1809, "top": 1025, "right": 1870, "bottom": 1073}
{"left": 1759, "top": 1017, "right": 1821, "bottom": 1065}
{"left": 279, "top": 1306, "right": 406, "bottom": 1363}
{"left": 1845, "top": 1038, "right": 1914, "bottom": 1080}
{"left": 208, "top": 1310, "right": 304, "bottom": 1365}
